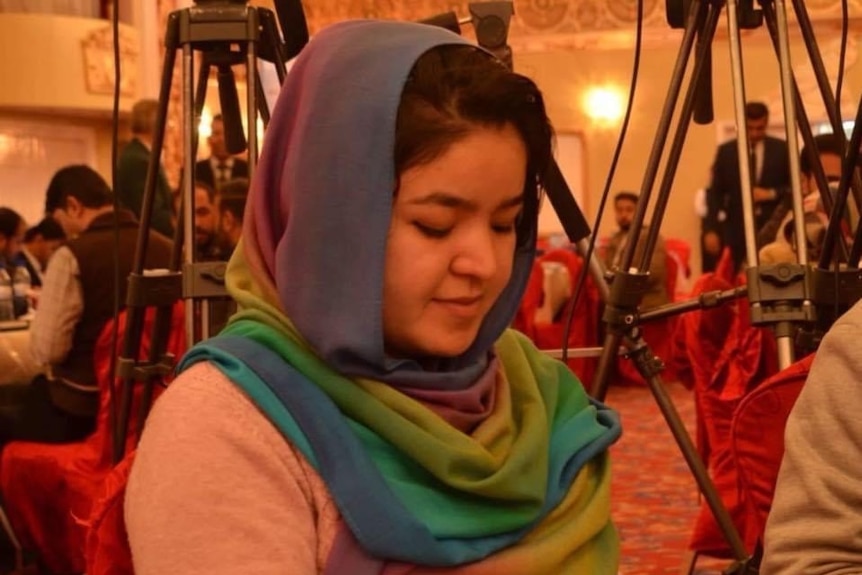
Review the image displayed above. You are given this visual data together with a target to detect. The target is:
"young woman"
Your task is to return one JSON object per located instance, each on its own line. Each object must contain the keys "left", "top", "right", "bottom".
{"left": 126, "top": 20, "right": 621, "bottom": 574}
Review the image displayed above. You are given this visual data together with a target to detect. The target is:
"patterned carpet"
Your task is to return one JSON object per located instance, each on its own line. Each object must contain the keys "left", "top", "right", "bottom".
{"left": 606, "top": 381, "right": 732, "bottom": 574}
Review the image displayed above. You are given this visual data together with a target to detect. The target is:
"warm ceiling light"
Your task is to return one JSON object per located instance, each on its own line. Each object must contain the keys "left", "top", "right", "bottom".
{"left": 583, "top": 86, "right": 624, "bottom": 125}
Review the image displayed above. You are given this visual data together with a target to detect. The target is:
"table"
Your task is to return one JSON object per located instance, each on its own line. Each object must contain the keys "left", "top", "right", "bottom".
{"left": 0, "top": 324, "right": 42, "bottom": 385}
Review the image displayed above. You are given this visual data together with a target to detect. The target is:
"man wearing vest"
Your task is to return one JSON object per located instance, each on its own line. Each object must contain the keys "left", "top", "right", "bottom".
{"left": 0, "top": 165, "right": 172, "bottom": 445}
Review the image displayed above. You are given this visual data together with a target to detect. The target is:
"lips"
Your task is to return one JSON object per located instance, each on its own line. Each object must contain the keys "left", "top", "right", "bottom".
{"left": 434, "top": 296, "right": 483, "bottom": 319}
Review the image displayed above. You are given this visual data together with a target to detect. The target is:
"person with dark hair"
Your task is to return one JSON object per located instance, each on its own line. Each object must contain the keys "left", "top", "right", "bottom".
{"left": 704, "top": 101, "right": 791, "bottom": 270}
{"left": 0, "top": 207, "right": 25, "bottom": 267}
{"left": 0, "top": 165, "right": 172, "bottom": 446}
{"left": 604, "top": 191, "right": 669, "bottom": 310}
{"left": 217, "top": 177, "right": 248, "bottom": 252}
{"left": 602, "top": 191, "right": 672, "bottom": 386}
{"left": 192, "top": 181, "right": 224, "bottom": 261}
{"left": 194, "top": 114, "right": 249, "bottom": 191}
{"left": 115, "top": 98, "right": 176, "bottom": 238}
{"left": 20, "top": 217, "right": 66, "bottom": 287}
{"left": 757, "top": 132, "right": 844, "bottom": 253}
{"left": 125, "top": 21, "right": 620, "bottom": 573}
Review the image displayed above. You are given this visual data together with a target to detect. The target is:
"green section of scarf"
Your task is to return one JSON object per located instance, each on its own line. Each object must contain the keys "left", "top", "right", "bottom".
{"left": 213, "top": 311, "right": 617, "bottom": 538}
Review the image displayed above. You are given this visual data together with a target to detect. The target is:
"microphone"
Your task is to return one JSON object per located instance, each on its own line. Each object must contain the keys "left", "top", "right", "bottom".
{"left": 544, "top": 160, "right": 591, "bottom": 244}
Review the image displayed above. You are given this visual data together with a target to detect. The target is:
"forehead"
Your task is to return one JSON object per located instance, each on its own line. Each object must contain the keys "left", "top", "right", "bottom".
{"left": 820, "top": 152, "right": 843, "bottom": 175}
{"left": 397, "top": 126, "right": 527, "bottom": 205}
{"left": 194, "top": 186, "right": 213, "bottom": 204}
{"left": 746, "top": 117, "right": 768, "bottom": 127}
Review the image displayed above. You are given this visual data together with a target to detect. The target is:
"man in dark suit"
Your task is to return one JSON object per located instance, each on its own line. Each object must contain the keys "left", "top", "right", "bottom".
{"left": 194, "top": 114, "right": 249, "bottom": 191}
{"left": 704, "top": 101, "right": 790, "bottom": 271}
{"left": 116, "top": 99, "right": 176, "bottom": 239}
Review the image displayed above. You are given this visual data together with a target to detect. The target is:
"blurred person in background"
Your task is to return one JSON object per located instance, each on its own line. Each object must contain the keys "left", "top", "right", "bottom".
{"left": 20, "top": 217, "right": 66, "bottom": 288}
{"left": 116, "top": 99, "right": 176, "bottom": 239}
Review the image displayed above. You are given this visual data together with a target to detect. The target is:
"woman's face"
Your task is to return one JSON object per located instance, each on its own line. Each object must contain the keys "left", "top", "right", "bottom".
{"left": 383, "top": 123, "right": 527, "bottom": 358}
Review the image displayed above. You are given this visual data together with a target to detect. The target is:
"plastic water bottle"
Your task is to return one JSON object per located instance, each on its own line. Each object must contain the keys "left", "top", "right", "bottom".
{"left": 0, "top": 268, "right": 14, "bottom": 322}
{"left": 12, "top": 265, "right": 30, "bottom": 318}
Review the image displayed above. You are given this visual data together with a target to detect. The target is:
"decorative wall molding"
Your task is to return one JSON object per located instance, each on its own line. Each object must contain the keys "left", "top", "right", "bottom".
{"left": 81, "top": 23, "right": 137, "bottom": 97}
{"left": 263, "top": 0, "right": 862, "bottom": 52}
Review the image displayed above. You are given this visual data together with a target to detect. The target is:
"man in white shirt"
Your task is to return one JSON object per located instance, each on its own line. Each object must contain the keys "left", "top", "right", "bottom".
{"left": 0, "top": 165, "right": 171, "bottom": 446}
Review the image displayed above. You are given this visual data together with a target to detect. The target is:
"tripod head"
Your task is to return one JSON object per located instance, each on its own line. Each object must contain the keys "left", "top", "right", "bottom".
{"left": 667, "top": 0, "right": 763, "bottom": 29}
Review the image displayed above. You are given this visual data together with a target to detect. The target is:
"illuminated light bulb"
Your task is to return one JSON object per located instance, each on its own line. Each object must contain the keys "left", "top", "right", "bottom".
{"left": 583, "top": 87, "right": 624, "bottom": 125}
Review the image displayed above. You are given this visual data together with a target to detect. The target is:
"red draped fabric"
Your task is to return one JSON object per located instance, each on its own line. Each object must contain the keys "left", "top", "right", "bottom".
{"left": 85, "top": 450, "right": 137, "bottom": 575}
{"left": 686, "top": 263, "right": 779, "bottom": 555}
{"left": 731, "top": 354, "right": 811, "bottom": 548}
{"left": 512, "top": 248, "right": 600, "bottom": 388}
{"left": 0, "top": 303, "right": 185, "bottom": 573}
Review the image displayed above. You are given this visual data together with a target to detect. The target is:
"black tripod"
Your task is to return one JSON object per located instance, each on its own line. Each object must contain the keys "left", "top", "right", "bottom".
{"left": 111, "top": 0, "right": 308, "bottom": 463}
{"left": 582, "top": 0, "right": 862, "bottom": 571}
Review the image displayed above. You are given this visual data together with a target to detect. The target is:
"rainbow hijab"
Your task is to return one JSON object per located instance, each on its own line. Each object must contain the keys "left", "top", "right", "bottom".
{"left": 178, "top": 20, "right": 621, "bottom": 573}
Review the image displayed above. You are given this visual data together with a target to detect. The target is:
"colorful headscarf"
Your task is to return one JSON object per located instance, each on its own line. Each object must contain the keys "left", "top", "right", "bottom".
{"left": 179, "top": 19, "right": 621, "bottom": 573}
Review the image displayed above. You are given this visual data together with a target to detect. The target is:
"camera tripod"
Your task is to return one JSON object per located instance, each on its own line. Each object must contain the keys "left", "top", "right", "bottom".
{"left": 111, "top": 0, "right": 308, "bottom": 462}
{"left": 574, "top": 0, "right": 862, "bottom": 571}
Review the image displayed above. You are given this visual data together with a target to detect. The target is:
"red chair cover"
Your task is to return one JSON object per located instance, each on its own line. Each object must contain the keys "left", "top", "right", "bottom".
{"left": 730, "top": 354, "right": 811, "bottom": 548}
{"left": 513, "top": 248, "right": 600, "bottom": 387}
{"left": 687, "top": 274, "right": 779, "bottom": 556}
{"left": 0, "top": 303, "right": 185, "bottom": 573}
{"left": 85, "top": 450, "right": 137, "bottom": 575}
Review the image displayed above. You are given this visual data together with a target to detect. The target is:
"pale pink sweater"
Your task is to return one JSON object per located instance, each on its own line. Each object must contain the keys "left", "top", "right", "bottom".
{"left": 125, "top": 362, "right": 342, "bottom": 574}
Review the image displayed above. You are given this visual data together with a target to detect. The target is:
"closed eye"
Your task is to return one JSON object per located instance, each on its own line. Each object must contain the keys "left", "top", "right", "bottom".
{"left": 414, "top": 222, "right": 451, "bottom": 238}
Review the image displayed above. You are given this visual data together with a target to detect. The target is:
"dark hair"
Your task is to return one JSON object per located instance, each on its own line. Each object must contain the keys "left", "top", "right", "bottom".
{"left": 44, "top": 165, "right": 113, "bottom": 213}
{"left": 0, "top": 207, "right": 23, "bottom": 239}
{"left": 212, "top": 114, "right": 224, "bottom": 125}
{"left": 394, "top": 45, "right": 553, "bottom": 248}
{"left": 219, "top": 178, "right": 249, "bottom": 221}
{"left": 194, "top": 181, "right": 217, "bottom": 205}
{"left": 24, "top": 217, "right": 66, "bottom": 243}
{"left": 131, "top": 99, "right": 159, "bottom": 135}
{"left": 745, "top": 102, "right": 769, "bottom": 121}
{"left": 800, "top": 133, "right": 844, "bottom": 176}
{"left": 614, "top": 191, "right": 639, "bottom": 205}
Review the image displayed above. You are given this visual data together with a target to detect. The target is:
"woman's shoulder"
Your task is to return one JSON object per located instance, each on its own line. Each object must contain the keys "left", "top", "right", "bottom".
{"left": 126, "top": 361, "right": 342, "bottom": 572}
{"left": 140, "top": 361, "right": 318, "bottom": 486}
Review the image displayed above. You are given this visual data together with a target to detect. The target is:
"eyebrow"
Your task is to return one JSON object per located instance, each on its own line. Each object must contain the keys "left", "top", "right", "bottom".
{"left": 408, "top": 191, "right": 524, "bottom": 212}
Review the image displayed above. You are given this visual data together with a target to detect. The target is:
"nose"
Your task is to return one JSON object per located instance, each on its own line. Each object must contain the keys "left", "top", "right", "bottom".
{"left": 450, "top": 228, "right": 498, "bottom": 281}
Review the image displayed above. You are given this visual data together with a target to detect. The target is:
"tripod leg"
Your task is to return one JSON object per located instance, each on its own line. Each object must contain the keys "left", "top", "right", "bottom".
{"left": 759, "top": 3, "right": 850, "bottom": 265}
{"left": 114, "top": 14, "right": 180, "bottom": 463}
{"left": 247, "top": 40, "right": 259, "bottom": 180}
{"left": 591, "top": 0, "right": 709, "bottom": 401}
{"left": 626, "top": 332, "right": 751, "bottom": 565}
{"left": 182, "top": 42, "right": 198, "bottom": 346}
{"left": 641, "top": 3, "right": 722, "bottom": 270}
{"left": 791, "top": 0, "right": 862, "bottom": 220}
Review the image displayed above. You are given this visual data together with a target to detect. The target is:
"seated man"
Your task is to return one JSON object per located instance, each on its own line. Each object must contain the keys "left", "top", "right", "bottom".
{"left": 603, "top": 190, "right": 669, "bottom": 310}
{"left": 19, "top": 217, "right": 66, "bottom": 288}
{"left": 0, "top": 165, "right": 172, "bottom": 446}
{"left": 757, "top": 133, "right": 842, "bottom": 244}
{"left": 217, "top": 177, "right": 248, "bottom": 254}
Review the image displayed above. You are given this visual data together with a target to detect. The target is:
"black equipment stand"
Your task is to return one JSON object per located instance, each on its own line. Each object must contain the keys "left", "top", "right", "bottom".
{"left": 111, "top": 0, "right": 308, "bottom": 463}
{"left": 580, "top": 0, "right": 862, "bottom": 571}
